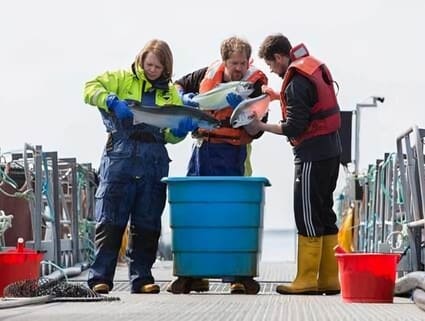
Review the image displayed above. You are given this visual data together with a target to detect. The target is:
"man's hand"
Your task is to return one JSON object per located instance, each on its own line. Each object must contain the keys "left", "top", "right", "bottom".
{"left": 244, "top": 113, "right": 263, "bottom": 135}
{"left": 261, "top": 85, "right": 280, "bottom": 101}
{"left": 226, "top": 92, "right": 243, "bottom": 109}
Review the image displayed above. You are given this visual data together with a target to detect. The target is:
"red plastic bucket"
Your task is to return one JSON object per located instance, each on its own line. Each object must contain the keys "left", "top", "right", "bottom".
{"left": 0, "top": 240, "right": 44, "bottom": 296}
{"left": 335, "top": 252, "right": 399, "bottom": 303}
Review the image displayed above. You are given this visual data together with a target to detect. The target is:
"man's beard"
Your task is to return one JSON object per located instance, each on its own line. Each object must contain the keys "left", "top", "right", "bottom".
{"left": 231, "top": 72, "right": 243, "bottom": 81}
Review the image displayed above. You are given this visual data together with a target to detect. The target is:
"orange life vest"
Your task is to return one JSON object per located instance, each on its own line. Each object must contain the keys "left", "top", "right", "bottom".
{"left": 280, "top": 48, "right": 341, "bottom": 146}
{"left": 195, "top": 61, "right": 268, "bottom": 145}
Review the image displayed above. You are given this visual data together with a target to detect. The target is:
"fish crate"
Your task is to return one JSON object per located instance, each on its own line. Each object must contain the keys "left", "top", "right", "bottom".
{"left": 162, "top": 176, "right": 270, "bottom": 278}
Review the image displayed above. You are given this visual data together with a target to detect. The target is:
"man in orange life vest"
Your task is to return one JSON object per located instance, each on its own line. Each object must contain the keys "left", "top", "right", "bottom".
{"left": 249, "top": 33, "right": 342, "bottom": 295}
{"left": 167, "top": 36, "right": 268, "bottom": 294}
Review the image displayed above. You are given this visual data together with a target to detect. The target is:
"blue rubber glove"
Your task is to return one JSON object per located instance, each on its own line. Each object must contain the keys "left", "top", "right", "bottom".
{"left": 171, "top": 117, "right": 198, "bottom": 137}
{"left": 226, "top": 92, "right": 243, "bottom": 109}
{"left": 180, "top": 92, "right": 199, "bottom": 108}
{"left": 106, "top": 95, "right": 133, "bottom": 120}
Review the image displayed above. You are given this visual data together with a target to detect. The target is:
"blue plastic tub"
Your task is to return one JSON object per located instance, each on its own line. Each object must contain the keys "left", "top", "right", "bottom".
{"left": 161, "top": 176, "right": 271, "bottom": 278}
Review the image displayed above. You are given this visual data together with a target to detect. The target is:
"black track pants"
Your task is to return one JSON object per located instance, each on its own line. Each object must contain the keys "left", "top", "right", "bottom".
{"left": 293, "top": 156, "right": 340, "bottom": 237}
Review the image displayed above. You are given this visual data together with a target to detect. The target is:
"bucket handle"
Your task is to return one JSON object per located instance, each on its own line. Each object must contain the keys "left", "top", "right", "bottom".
{"left": 334, "top": 245, "right": 347, "bottom": 254}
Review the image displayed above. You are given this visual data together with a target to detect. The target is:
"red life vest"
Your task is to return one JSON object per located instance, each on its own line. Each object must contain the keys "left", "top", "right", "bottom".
{"left": 195, "top": 61, "right": 268, "bottom": 145}
{"left": 280, "top": 46, "right": 340, "bottom": 146}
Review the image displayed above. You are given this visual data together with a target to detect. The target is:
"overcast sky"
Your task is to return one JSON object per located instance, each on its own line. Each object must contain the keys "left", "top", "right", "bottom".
{"left": 1, "top": 0, "right": 424, "bottom": 230}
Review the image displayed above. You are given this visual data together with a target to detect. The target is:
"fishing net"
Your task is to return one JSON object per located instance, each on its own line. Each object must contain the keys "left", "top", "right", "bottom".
{"left": 3, "top": 278, "right": 120, "bottom": 302}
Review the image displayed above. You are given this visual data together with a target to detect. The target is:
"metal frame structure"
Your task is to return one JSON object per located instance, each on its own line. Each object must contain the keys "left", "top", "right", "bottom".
{"left": 338, "top": 125, "right": 424, "bottom": 274}
{"left": 1, "top": 144, "right": 97, "bottom": 275}
{"left": 396, "top": 125, "right": 425, "bottom": 271}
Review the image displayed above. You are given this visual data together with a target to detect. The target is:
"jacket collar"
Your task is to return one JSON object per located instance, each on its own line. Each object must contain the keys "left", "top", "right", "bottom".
{"left": 132, "top": 63, "right": 169, "bottom": 90}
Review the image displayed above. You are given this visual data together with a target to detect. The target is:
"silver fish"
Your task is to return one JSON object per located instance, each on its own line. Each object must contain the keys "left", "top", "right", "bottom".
{"left": 191, "top": 81, "right": 254, "bottom": 111}
{"left": 127, "top": 101, "right": 220, "bottom": 130}
{"left": 230, "top": 94, "right": 271, "bottom": 128}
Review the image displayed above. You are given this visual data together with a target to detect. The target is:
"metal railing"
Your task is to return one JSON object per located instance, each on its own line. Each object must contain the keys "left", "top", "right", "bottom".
{"left": 338, "top": 125, "right": 424, "bottom": 273}
{"left": 0, "top": 144, "right": 97, "bottom": 275}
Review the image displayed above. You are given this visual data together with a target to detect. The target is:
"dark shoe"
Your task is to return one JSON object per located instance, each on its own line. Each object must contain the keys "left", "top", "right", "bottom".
{"left": 230, "top": 278, "right": 260, "bottom": 294}
{"left": 167, "top": 277, "right": 209, "bottom": 294}
{"left": 230, "top": 282, "right": 246, "bottom": 294}
{"left": 191, "top": 278, "right": 209, "bottom": 292}
{"left": 167, "top": 277, "right": 191, "bottom": 294}
{"left": 92, "top": 283, "right": 110, "bottom": 294}
{"left": 139, "top": 283, "right": 160, "bottom": 294}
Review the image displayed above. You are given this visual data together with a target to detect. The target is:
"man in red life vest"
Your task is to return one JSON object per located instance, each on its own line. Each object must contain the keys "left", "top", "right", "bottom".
{"left": 168, "top": 36, "right": 268, "bottom": 295}
{"left": 250, "top": 33, "right": 341, "bottom": 295}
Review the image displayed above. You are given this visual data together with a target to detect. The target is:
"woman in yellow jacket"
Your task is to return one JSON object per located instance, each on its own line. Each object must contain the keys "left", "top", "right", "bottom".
{"left": 83, "top": 39, "right": 196, "bottom": 294}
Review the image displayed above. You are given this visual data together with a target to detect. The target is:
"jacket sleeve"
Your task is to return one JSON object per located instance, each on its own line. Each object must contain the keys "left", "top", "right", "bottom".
{"left": 163, "top": 128, "right": 186, "bottom": 144}
{"left": 281, "top": 73, "right": 317, "bottom": 138}
{"left": 83, "top": 70, "right": 124, "bottom": 111}
{"left": 174, "top": 67, "right": 208, "bottom": 93}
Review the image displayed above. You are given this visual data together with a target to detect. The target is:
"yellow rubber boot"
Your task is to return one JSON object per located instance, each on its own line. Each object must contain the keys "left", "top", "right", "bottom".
{"left": 276, "top": 235, "right": 322, "bottom": 294}
{"left": 317, "top": 234, "right": 340, "bottom": 295}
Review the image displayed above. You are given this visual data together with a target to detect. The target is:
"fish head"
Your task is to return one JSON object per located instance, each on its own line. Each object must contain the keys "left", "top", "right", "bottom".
{"left": 230, "top": 110, "right": 256, "bottom": 128}
{"left": 229, "top": 94, "right": 270, "bottom": 128}
{"left": 235, "top": 81, "right": 255, "bottom": 99}
{"left": 192, "top": 81, "right": 255, "bottom": 111}
{"left": 231, "top": 111, "right": 255, "bottom": 128}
